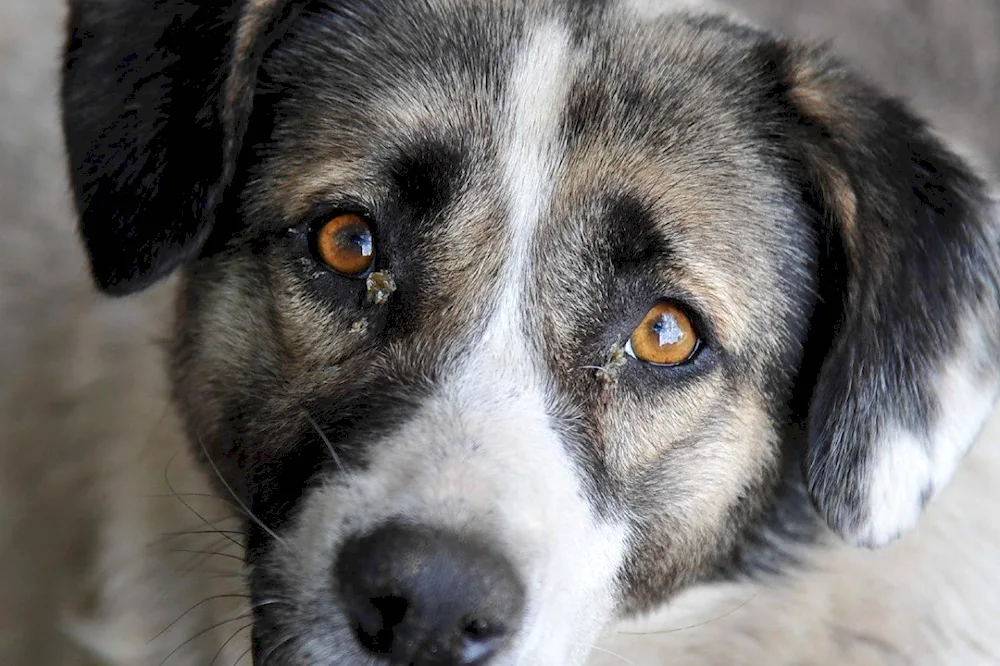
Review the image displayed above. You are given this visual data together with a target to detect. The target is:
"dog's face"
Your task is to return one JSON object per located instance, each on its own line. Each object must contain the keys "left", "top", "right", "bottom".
{"left": 62, "top": 1, "right": 1000, "bottom": 665}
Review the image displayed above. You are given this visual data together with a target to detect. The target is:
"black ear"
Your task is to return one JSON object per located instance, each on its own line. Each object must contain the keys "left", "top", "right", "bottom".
{"left": 62, "top": 0, "right": 301, "bottom": 294}
{"left": 784, "top": 46, "right": 1000, "bottom": 547}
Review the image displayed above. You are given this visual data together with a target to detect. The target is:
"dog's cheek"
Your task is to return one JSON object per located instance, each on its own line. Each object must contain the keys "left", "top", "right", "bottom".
{"left": 612, "top": 396, "right": 783, "bottom": 614}
{"left": 172, "top": 259, "right": 267, "bottom": 428}
{"left": 171, "top": 248, "right": 359, "bottom": 429}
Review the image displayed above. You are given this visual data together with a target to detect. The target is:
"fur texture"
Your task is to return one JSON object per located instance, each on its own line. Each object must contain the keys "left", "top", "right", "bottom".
{"left": 2, "top": 0, "right": 1000, "bottom": 665}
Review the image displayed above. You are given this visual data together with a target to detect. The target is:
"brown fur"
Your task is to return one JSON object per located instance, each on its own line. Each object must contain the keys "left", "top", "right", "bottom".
{"left": 3, "top": 0, "right": 999, "bottom": 665}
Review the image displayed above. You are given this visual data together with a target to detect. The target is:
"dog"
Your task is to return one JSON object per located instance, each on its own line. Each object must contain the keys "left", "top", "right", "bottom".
{"left": 25, "top": 0, "right": 1000, "bottom": 663}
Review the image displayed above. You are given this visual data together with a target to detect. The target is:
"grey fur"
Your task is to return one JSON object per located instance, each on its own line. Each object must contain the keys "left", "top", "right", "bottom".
{"left": 3, "top": 1, "right": 1000, "bottom": 665}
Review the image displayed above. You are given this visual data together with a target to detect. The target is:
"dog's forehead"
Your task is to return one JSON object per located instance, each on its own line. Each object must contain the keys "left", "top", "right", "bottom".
{"left": 543, "top": 148, "right": 806, "bottom": 352}
{"left": 253, "top": 2, "right": 810, "bottom": 350}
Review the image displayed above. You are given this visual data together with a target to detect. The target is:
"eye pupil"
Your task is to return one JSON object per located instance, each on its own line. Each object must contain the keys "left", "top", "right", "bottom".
{"left": 340, "top": 228, "right": 373, "bottom": 258}
{"left": 314, "top": 213, "right": 376, "bottom": 276}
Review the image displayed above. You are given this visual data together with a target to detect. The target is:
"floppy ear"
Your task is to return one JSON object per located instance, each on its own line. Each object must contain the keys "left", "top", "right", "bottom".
{"left": 784, "top": 46, "right": 1000, "bottom": 547}
{"left": 62, "top": 0, "right": 301, "bottom": 294}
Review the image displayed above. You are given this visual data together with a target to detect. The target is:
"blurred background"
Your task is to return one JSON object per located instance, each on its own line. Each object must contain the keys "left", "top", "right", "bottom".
{"left": 1, "top": 0, "right": 998, "bottom": 664}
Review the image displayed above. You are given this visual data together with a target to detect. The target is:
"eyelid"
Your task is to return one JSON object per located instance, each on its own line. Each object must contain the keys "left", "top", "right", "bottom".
{"left": 298, "top": 195, "right": 379, "bottom": 232}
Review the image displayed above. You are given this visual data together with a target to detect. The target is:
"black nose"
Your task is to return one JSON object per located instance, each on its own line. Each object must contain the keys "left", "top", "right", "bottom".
{"left": 335, "top": 523, "right": 526, "bottom": 665}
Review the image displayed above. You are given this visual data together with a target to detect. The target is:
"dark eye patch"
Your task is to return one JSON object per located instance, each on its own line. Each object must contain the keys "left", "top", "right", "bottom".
{"left": 386, "top": 137, "right": 467, "bottom": 223}
{"left": 603, "top": 195, "right": 672, "bottom": 272}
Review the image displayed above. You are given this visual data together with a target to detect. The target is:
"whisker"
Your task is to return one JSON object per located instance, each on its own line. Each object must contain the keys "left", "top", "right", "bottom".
{"left": 252, "top": 598, "right": 293, "bottom": 610}
{"left": 169, "top": 535, "right": 243, "bottom": 582}
{"left": 261, "top": 634, "right": 298, "bottom": 666}
{"left": 144, "top": 492, "right": 244, "bottom": 511}
{"left": 617, "top": 591, "right": 761, "bottom": 636}
{"left": 163, "top": 453, "right": 243, "bottom": 550}
{"left": 149, "top": 535, "right": 241, "bottom": 608}
{"left": 167, "top": 548, "right": 246, "bottom": 563}
{"left": 211, "top": 623, "right": 252, "bottom": 666}
{"left": 194, "top": 432, "right": 288, "bottom": 548}
{"left": 304, "top": 410, "right": 346, "bottom": 473}
{"left": 203, "top": 570, "right": 250, "bottom": 580}
{"left": 154, "top": 529, "right": 244, "bottom": 542}
{"left": 151, "top": 594, "right": 252, "bottom": 644}
{"left": 161, "top": 529, "right": 244, "bottom": 539}
{"left": 157, "top": 613, "right": 254, "bottom": 666}
{"left": 233, "top": 646, "right": 253, "bottom": 666}
{"left": 588, "top": 645, "right": 637, "bottom": 665}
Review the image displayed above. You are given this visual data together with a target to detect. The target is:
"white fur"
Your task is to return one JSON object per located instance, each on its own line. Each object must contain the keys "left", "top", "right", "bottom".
{"left": 278, "top": 21, "right": 629, "bottom": 665}
{"left": 859, "top": 315, "right": 1000, "bottom": 546}
{"left": 498, "top": 20, "right": 571, "bottom": 299}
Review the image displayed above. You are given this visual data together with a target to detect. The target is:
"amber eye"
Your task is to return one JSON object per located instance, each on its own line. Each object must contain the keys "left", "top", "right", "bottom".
{"left": 313, "top": 213, "right": 375, "bottom": 276}
{"left": 625, "top": 301, "right": 699, "bottom": 366}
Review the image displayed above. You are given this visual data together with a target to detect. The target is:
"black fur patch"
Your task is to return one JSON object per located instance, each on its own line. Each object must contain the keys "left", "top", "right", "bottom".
{"left": 62, "top": 0, "right": 303, "bottom": 293}
{"left": 388, "top": 139, "right": 467, "bottom": 220}
{"left": 778, "top": 46, "right": 998, "bottom": 544}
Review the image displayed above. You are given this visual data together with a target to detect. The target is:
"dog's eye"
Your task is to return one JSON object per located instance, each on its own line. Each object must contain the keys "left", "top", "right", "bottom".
{"left": 625, "top": 302, "right": 699, "bottom": 366}
{"left": 313, "top": 213, "right": 375, "bottom": 276}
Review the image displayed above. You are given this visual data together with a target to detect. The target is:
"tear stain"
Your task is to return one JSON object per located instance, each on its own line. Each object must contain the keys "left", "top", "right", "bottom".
{"left": 596, "top": 341, "right": 627, "bottom": 385}
{"left": 366, "top": 271, "right": 396, "bottom": 305}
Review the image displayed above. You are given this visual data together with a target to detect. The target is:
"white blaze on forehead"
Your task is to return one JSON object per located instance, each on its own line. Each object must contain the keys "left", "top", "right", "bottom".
{"left": 453, "top": 23, "right": 627, "bottom": 663}
{"left": 486, "top": 19, "right": 574, "bottom": 357}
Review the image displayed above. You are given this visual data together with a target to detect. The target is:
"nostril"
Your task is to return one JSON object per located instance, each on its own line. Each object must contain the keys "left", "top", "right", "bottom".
{"left": 348, "top": 593, "right": 410, "bottom": 654}
{"left": 463, "top": 618, "right": 492, "bottom": 638}
{"left": 371, "top": 594, "right": 409, "bottom": 629}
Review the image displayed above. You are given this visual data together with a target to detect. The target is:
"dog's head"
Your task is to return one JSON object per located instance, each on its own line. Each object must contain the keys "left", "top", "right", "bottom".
{"left": 63, "top": 0, "right": 1000, "bottom": 664}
